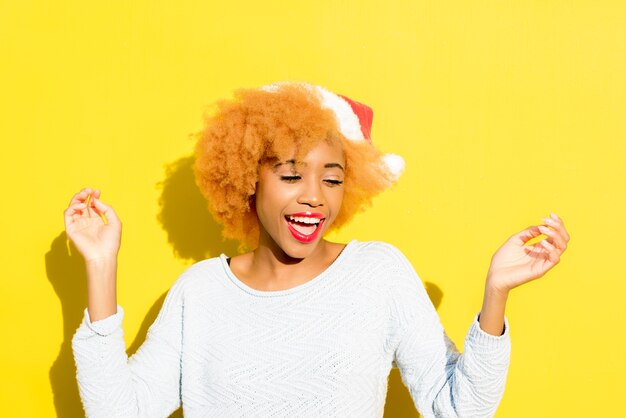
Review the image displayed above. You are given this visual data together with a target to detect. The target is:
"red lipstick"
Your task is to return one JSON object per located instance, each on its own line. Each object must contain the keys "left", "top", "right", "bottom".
{"left": 284, "top": 212, "right": 326, "bottom": 243}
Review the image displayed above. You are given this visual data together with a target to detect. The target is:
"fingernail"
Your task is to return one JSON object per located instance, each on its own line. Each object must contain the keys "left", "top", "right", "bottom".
{"left": 550, "top": 213, "right": 559, "bottom": 220}
{"left": 543, "top": 217, "right": 555, "bottom": 225}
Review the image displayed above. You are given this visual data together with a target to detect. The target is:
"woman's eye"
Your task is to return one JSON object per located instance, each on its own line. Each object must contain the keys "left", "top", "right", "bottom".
{"left": 280, "top": 175, "right": 301, "bottom": 182}
{"left": 324, "top": 179, "right": 343, "bottom": 186}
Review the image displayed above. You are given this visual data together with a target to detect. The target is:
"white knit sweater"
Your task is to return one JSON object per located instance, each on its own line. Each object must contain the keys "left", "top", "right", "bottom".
{"left": 72, "top": 240, "right": 511, "bottom": 417}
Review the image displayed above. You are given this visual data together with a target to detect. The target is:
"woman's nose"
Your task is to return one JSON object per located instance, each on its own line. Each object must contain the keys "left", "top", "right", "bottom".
{"left": 296, "top": 180, "right": 323, "bottom": 207}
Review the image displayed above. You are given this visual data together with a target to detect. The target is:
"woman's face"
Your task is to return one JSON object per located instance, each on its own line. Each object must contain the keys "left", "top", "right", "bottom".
{"left": 255, "top": 138, "right": 346, "bottom": 259}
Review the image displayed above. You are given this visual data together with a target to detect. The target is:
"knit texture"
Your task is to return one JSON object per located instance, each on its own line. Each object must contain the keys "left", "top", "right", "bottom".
{"left": 72, "top": 240, "right": 511, "bottom": 417}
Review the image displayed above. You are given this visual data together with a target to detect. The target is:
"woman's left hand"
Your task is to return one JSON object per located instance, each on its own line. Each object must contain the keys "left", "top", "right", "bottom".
{"left": 486, "top": 213, "right": 570, "bottom": 294}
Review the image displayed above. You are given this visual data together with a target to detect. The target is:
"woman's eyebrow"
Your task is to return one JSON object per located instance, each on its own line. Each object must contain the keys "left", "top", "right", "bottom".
{"left": 272, "top": 159, "right": 296, "bottom": 168}
{"left": 324, "top": 163, "right": 344, "bottom": 171}
{"left": 272, "top": 160, "right": 344, "bottom": 171}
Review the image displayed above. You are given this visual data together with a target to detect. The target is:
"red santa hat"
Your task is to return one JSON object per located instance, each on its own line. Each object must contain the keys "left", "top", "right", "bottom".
{"left": 260, "top": 81, "right": 405, "bottom": 182}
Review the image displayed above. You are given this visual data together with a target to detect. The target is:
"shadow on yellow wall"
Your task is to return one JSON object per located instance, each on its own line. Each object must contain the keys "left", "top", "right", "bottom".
{"left": 156, "top": 155, "right": 241, "bottom": 261}
{"left": 46, "top": 232, "right": 88, "bottom": 417}
{"left": 45, "top": 154, "right": 444, "bottom": 417}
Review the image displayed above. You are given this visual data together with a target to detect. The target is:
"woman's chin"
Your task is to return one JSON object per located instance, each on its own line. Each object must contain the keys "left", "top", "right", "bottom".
{"left": 258, "top": 225, "right": 331, "bottom": 261}
{"left": 272, "top": 234, "right": 327, "bottom": 261}
{"left": 279, "top": 241, "right": 321, "bottom": 260}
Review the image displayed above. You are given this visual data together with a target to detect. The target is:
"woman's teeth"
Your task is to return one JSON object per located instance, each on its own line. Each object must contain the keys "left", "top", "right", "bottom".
{"left": 286, "top": 215, "right": 321, "bottom": 225}
{"left": 285, "top": 215, "right": 323, "bottom": 236}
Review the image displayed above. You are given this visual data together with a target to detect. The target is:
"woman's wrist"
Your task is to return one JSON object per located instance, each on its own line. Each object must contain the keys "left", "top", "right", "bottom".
{"left": 84, "top": 251, "right": 119, "bottom": 266}
{"left": 85, "top": 256, "right": 118, "bottom": 322}
{"left": 478, "top": 279, "right": 509, "bottom": 336}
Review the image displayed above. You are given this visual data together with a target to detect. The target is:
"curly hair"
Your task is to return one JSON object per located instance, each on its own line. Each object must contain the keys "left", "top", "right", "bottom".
{"left": 193, "top": 83, "right": 397, "bottom": 249}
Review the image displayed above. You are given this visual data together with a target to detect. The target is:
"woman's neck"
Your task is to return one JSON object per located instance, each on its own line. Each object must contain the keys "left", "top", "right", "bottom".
{"left": 229, "top": 238, "right": 346, "bottom": 292}
{"left": 250, "top": 238, "right": 333, "bottom": 283}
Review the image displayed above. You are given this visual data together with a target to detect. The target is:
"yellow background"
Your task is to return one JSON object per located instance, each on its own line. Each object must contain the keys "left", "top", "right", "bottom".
{"left": 1, "top": 1, "right": 624, "bottom": 417}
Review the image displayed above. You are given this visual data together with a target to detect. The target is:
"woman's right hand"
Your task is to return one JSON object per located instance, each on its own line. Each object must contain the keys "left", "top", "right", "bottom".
{"left": 64, "top": 187, "right": 122, "bottom": 262}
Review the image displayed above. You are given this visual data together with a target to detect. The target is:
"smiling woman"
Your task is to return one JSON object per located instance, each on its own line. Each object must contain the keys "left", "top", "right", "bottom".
{"left": 66, "top": 81, "right": 569, "bottom": 418}
{"left": 228, "top": 136, "right": 348, "bottom": 291}
{"left": 192, "top": 82, "right": 402, "bottom": 250}
{"left": 256, "top": 139, "right": 345, "bottom": 250}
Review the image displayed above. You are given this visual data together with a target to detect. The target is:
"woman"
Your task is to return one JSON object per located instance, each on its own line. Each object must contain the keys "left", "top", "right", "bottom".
{"left": 66, "top": 82, "right": 569, "bottom": 417}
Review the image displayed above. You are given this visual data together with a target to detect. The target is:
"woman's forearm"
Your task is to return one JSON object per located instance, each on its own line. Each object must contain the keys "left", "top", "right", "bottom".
{"left": 85, "top": 257, "right": 118, "bottom": 321}
{"left": 478, "top": 280, "right": 509, "bottom": 336}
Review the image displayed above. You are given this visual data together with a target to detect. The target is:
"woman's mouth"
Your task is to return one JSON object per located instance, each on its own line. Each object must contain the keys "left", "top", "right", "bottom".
{"left": 284, "top": 213, "right": 325, "bottom": 243}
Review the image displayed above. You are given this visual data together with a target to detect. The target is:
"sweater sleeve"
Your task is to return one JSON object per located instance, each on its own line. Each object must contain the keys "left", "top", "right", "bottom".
{"left": 385, "top": 244, "right": 511, "bottom": 418}
{"left": 71, "top": 273, "right": 187, "bottom": 418}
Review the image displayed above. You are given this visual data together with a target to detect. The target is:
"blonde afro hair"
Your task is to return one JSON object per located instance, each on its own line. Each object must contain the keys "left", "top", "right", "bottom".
{"left": 193, "top": 82, "right": 398, "bottom": 249}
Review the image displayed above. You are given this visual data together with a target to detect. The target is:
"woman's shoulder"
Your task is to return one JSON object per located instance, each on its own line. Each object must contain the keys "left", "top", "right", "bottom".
{"left": 186, "top": 254, "right": 227, "bottom": 272}
{"left": 167, "top": 255, "right": 228, "bottom": 293}
{"left": 344, "top": 240, "right": 423, "bottom": 295}
{"left": 340, "top": 240, "right": 417, "bottom": 275}
{"left": 348, "top": 239, "right": 410, "bottom": 261}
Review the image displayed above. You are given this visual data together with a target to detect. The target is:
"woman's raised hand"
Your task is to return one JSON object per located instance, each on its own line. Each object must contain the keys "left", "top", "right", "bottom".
{"left": 64, "top": 187, "right": 122, "bottom": 262}
{"left": 486, "top": 213, "right": 570, "bottom": 294}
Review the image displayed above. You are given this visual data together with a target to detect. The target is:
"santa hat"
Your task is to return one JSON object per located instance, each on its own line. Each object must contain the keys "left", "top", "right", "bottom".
{"left": 260, "top": 82, "right": 405, "bottom": 182}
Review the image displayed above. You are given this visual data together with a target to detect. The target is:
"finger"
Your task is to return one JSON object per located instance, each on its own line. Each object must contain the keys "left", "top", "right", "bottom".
{"left": 68, "top": 187, "right": 94, "bottom": 206}
{"left": 64, "top": 202, "right": 87, "bottom": 221}
{"left": 91, "top": 197, "right": 120, "bottom": 225}
{"left": 548, "top": 213, "right": 569, "bottom": 239}
{"left": 542, "top": 214, "right": 570, "bottom": 243}
{"left": 540, "top": 239, "right": 561, "bottom": 264}
{"left": 64, "top": 203, "right": 90, "bottom": 230}
{"left": 512, "top": 225, "right": 542, "bottom": 246}
{"left": 537, "top": 225, "right": 567, "bottom": 251}
{"left": 68, "top": 190, "right": 86, "bottom": 206}
{"left": 550, "top": 212, "right": 564, "bottom": 227}
{"left": 90, "top": 190, "right": 102, "bottom": 217}
{"left": 86, "top": 191, "right": 102, "bottom": 212}
{"left": 523, "top": 241, "right": 543, "bottom": 256}
{"left": 541, "top": 219, "right": 570, "bottom": 248}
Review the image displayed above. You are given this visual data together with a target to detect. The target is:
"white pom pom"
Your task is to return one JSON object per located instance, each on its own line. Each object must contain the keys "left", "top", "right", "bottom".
{"left": 382, "top": 153, "right": 405, "bottom": 181}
